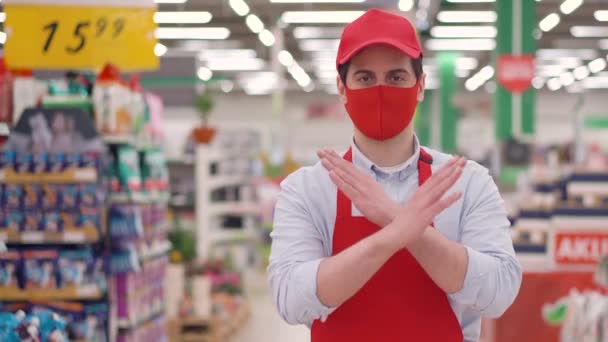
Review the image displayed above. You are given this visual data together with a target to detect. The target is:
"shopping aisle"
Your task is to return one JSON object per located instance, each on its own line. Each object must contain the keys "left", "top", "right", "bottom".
{"left": 232, "top": 271, "right": 310, "bottom": 342}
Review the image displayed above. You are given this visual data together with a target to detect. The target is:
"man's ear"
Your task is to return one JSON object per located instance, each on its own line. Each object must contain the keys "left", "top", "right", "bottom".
{"left": 417, "top": 73, "right": 426, "bottom": 102}
{"left": 337, "top": 76, "right": 347, "bottom": 104}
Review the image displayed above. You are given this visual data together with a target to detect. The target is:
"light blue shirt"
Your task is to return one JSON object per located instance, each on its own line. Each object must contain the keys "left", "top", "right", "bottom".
{"left": 268, "top": 137, "right": 522, "bottom": 342}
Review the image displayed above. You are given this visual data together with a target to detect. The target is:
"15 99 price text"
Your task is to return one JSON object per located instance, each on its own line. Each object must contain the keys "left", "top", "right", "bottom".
{"left": 42, "top": 17, "right": 126, "bottom": 54}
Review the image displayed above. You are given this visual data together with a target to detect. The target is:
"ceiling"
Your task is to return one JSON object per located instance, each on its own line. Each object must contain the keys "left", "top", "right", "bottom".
{"left": 2, "top": 0, "right": 608, "bottom": 105}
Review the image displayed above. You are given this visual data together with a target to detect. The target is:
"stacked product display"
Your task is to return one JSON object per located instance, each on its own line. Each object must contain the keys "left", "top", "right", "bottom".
{"left": 0, "top": 64, "right": 171, "bottom": 341}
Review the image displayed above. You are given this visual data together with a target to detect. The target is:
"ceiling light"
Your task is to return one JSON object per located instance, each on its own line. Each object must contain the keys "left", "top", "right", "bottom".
{"left": 455, "top": 69, "right": 471, "bottom": 78}
{"left": 197, "top": 67, "right": 213, "bottom": 81}
{"left": 221, "top": 80, "right": 235, "bottom": 93}
{"left": 0, "top": 13, "right": 5, "bottom": 23}
{"left": 599, "top": 39, "right": 608, "bottom": 49}
{"left": 430, "top": 26, "right": 497, "bottom": 38}
{"left": 560, "top": 72, "right": 575, "bottom": 86}
{"left": 456, "top": 57, "right": 479, "bottom": 70}
{"left": 315, "top": 70, "right": 338, "bottom": 79}
{"left": 589, "top": 58, "right": 607, "bottom": 73}
{"left": 154, "top": 43, "right": 168, "bottom": 57}
{"left": 573, "top": 65, "right": 590, "bottom": 80}
{"left": 539, "top": 13, "right": 560, "bottom": 32}
{"left": 425, "top": 39, "right": 496, "bottom": 51}
{"left": 207, "top": 58, "right": 265, "bottom": 71}
{"left": 583, "top": 76, "right": 608, "bottom": 89}
{"left": 560, "top": 0, "right": 583, "bottom": 15}
{"left": 299, "top": 39, "right": 340, "bottom": 51}
{"left": 293, "top": 27, "right": 342, "bottom": 39}
{"left": 278, "top": 50, "right": 294, "bottom": 67}
{"left": 281, "top": 11, "right": 364, "bottom": 24}
{"left": 399, "top": 0, "right": 414, "bottom": 11}
{"left": 271, "top": 0, "right": 364, "bottom": 2}
{"left": 547, "top": 78, "right": 562, "bottom": 91}
{"left": 478, "top": 65, "right": 495, "bottom": 80}
{"left": 0, "top": 32, "right": 6, "bottom": 45}
{"left": 536, "top": 65, "right": 569, "bottom": 77}
{"left": 304, "top": 83, "right": 315, "bottom": 93}
{"left": 229, "top": 0, "right": 250, "bottom": 16}
{"left": 537, "top": 49, "right": 596, "bottom": 60}
{"left": 532, "top": 77, "right": 545, "bottom": 89}
{"left": 436, "top": 11, "right": 497, "bottom": 23}
{"left": 259, "top": 29, "right": 276, "bottom": 46}
{"left": 154, "top": 12, "right": 212, "bottom": 24}
{"left": 447, "top": 0, "right": 494, "bottom": 2}
{"left": 156, "top": 28, "right": 230, "bottom": 40}
{"left": 246, "top": 14, "right": 265, "bottom": 34}
{"left": 595, "top": 10, "right": 608, "bottom": 22}
{"left": 465, "top": 78, "right": 481, "bottom": 91}
{"left": 199, "top": 49, "right": 257, "bottom": 60}
{"left": 570, "top": 26, "right": 608, "bottom": 37}
{"left": 155, "top": 0, "right": 188, "bottom": 3}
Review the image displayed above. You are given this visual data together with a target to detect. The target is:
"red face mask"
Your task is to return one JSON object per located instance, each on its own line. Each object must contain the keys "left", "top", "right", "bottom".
{"left": 344, "top": 81, "right": 419, "bottom": 141}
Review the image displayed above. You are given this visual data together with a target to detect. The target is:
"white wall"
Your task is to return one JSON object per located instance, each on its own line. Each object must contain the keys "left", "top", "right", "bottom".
{"left": 162, "top": 89, "right": 608, "bottom": 164}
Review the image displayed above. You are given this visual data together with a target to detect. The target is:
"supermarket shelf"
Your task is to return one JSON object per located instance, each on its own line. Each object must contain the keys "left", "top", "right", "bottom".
{"left": 208, "top": 175, "right": 250, "bottom": 189}
{"left": 139, "top": 240, "right": 172, "bottom": 262}
{"left": 0, "top": 168, "right": 98, "bottom": 183}
{"left": 117, "top": 305, "right": 166, "bottom": 330}
{"left": 0, "top": 227, "right": 100, "bottom": 244}
{"left": 0, "top": 285, "right": 104, "bottom": 301}
{"left": 109, "top": 192, "right": 170, "bottom": 204}
{"left": 208, "top": 202, "right": 260, "bottom": 216}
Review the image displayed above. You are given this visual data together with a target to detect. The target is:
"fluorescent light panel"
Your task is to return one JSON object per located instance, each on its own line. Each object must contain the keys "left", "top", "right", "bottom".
{"left": 293, "top": 27, "right": 343, "bottom": 39}
{"left": 299, "top": 39, "right": 340, "bottom": 51}
{"left": 155, "top": 0, "right": 188, "bottom": 3}
{"left": 156, "top": 27, "right": 230, "bottom": 40}
{"left": 560, "top": 72, "right": 575, "bottom": 86}
{"left": 537, "top": 49, "right": 596, "bottom": 60}
{"left": 425, "top": 39, "right": 496, "bottom": 51}
{"left": 229, "top": 0, "right": 250, "bottom": 16}
{"left": 589, "top": 58, "right": 607, "bottom": 73}
{"left": 154, "top": 12, "right": 212, "bottom": 24}
{"left": 560, "top": 0, "right": 583, "bottom": 15}
{"left": 259, "top": 30, "right": 276, "bottom": 46}
{"left": 271, "top": 0, "right": 363, "bottom": 2}
{"left": 281, "top": 11, "right": 364, "bottom": 24}
{"left": 547, "top": 78, "right": 562, "bottom": 90}
{"left": 199, "top": 49, "right": 257, "bottom": 60}
{"left": 0, "top": 31, "right": 6, "bottom": 44}
{"left": 570, "top": 26, "right": 608, "bottom": 37}
{"left": 436, "top": 11, "right": 497, "bottom": 23}
{"left": 399, "top": 0, "right": 414, "bottom": 12}
{"left": 207, "top": 58, "right": 265, "bottom": 71}
{"left": 597, "top": 39, "right": 608, "bottom": 50}
{"left": 595, "top": 10, "right": 608, "bottom": 22}
{"left": 430, "top": 26, "right": 496, "bottom": 38}
{"left": 197, "top": 67, "right": 213, "bottom": 81}
{"left": 246, "top": 14, "right": 265, "bottom": 34}
{"left": 0, "top": 13, "right": 5, "bottom": 23}
{"left": 154, "top": 43, "right": 168, "bottom": 57}
{"left": 573, "top": 65, "right": 590, "bottom": 80}
{"left": 540, "top": 13, "right": 560, "bottom": 32}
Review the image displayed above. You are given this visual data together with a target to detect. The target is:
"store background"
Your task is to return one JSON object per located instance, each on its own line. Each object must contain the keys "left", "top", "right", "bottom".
{"left": 1, "top": 0, "right": 608, "bottom": 341}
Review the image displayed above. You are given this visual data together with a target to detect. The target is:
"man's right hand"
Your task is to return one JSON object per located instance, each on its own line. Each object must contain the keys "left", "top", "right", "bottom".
{"left": 381, "top": 156, "right": 466, "bottom": 252}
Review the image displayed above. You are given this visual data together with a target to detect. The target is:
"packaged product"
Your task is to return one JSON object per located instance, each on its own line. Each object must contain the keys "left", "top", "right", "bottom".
{"left": 42, "top": 184, "right": 61, "bottom": 211}
{"left": 23, "top": 249, "right": 58, "bottom": 289}
{"left": 117, "top": 146, "right": 142, "bottom": 194}
{"left": 22, "top": 211, "right": 43, "bottom": 232}
{"left": 4, "top": 184, "right": 23, "bottom": 210}
{"left": 22, "top": 184, "right": 42, "bottom": 211}
{"left": 93, "top": 64, "right": 132, "bottom": 135}
{"left": 0, "top": 250, "right": 20, "bottom": 288}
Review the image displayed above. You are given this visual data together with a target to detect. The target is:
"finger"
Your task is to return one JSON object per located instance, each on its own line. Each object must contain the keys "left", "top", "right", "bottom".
{"left": 417, "top": 156, "right": 463, "bottom": 192}
{"left": 426, "top": 192, "right": 463, "bottom": 218}
{"left": 325, "top": 149, "right": 371, "bottom": 184}
{"left": 329, "top": 170, "right": 361, "bottom": 200}
{"left": 320, "top": 156, "right": 361, "bottom": 192}
{"left": 419, "top": 165, "right": 464, "bottom": 207}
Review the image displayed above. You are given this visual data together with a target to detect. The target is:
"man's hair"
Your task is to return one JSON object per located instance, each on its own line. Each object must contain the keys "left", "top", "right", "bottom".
{"left": 338, "top": 56, "right": 424, "bottom": 85}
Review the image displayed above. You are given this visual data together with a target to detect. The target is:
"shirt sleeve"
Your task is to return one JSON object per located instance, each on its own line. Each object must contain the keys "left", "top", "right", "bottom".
{"left": 267, "top": 170, "right": 335, "bottom": 326}
{"left": 448, "top": 164, "right": 523, "bottom": 318}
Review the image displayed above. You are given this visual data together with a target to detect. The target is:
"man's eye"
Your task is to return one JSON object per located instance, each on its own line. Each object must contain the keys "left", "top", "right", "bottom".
{"left": 358, "top": 76, "right": 372, "bottom": 82}
{"left": 391, "top": 75, "right": 405, "bottom": 82}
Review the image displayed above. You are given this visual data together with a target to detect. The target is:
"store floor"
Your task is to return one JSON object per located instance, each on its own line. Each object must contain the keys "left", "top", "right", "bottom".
{"left": 232, "top": 271, "right": 310, "bottom": 342}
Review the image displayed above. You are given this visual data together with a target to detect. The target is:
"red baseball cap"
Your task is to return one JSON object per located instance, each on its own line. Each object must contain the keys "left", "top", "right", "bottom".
{"left": 336, "top": 9, "right": 422, "bottom": 70}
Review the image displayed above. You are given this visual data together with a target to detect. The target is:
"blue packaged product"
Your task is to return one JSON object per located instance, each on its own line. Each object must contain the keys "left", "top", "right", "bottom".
{"left": 0, "top": 210, "right": 6, "bottom": 229}
{"left": 32, "top": 153, "right": 49, "bottom": 174}
{"left": 58, "top": 249, "right": 93, "bottom": 288}
{"left": 80, "top": 152, "right": 100, "bottom": 169}
{"left": 23, "top": 249, "right": 58, "bottom": 290}
{"left": 43, "top": 212, "right": 62, "bottom": 233}
{"left": 60, "top": 184, "right": 79, "bottom": 210}
{"left": 0, "top": 151, "right": 15, "bottom": 171}
{"left": 59, "top": 302, "right": 108, "bottom": 342}
{"left": 0, "top": 250, "right": 20, "bottom": 288}
{"left": 79, "top": 210, "right": 101, "bottom": 230}
{"left": 4, "top": 184, "right": 23, "bottom": 210}
{"left": 60, "top": 212, "right": 79, "bottom": 230}
{"left": 42, "top": 184, "right": 61, "bottom": 211}
{"left": 0, "top": 184, "right": 4, "bottom": 208}
{"left": 15, "top": 152, "right": 33, "bottom": 173}
{"left": 22, "top": 184, "right": 42, "bottom": 211}
{"left": 6, "top": 211, "right": 24, "bottom": 231}
{"left": 64, "top": 152, "right": 81, "bottom": 170}
{"left": 22, "top": 212, "right": 43, "bottom": 232}
{"left": 47, "top": 153, "right": 66, "bottom": 173}
{"left": 79, "top": 184, "right": 99, "bottom": 208}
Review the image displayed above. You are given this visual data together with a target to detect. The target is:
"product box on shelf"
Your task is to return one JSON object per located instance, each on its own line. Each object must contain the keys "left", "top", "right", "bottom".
{"left": 23, "top": 249, "right": 58, "bottom": 290}
{"left": 0, "top": 250, "right": 20, "bottom": 289}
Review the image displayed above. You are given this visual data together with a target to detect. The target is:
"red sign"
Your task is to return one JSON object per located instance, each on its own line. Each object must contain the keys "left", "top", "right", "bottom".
{"left": 497, "top": 54, "right": 535, "bottom": 94}
{"left": 552, "top": 231, "right": 608, "bottom": 266}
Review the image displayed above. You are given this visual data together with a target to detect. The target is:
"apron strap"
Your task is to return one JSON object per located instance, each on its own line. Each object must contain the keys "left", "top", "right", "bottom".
{"left": 336, "top": 147, "right": 434, "bottom": 218}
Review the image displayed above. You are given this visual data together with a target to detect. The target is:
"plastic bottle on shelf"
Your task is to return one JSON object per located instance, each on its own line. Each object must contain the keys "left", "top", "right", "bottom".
{"left": 93, "top": 64, "right": 132, "bottom": 136}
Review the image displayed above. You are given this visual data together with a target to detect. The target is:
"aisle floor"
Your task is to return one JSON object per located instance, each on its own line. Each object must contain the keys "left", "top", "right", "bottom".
{"left": 232, "top": 271, "right": 310, "bottom": 342}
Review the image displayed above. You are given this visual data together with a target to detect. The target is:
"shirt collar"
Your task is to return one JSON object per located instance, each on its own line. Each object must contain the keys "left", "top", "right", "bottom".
{"left": 351, "top": 135, "right": 421, "bottom": 181}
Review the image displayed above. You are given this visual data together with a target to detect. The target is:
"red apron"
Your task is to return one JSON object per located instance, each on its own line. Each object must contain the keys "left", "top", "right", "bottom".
{"left": 311, "top": 147, "right": 463, "bottom": 342}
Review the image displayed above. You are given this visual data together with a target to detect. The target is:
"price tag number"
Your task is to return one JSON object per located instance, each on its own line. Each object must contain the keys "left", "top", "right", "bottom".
{"left": 42, "top": 17, "right": 126, "bottom": 54}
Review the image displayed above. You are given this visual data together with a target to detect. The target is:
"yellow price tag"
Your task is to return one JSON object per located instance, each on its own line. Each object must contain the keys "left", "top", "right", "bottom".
{"left": 4, "top": 1, "right": 158, "bottom": 71}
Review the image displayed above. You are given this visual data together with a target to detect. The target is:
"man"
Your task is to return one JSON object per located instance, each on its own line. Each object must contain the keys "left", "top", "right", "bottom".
{"left": 268, "top": 8, "right": 522, "bottom": 342}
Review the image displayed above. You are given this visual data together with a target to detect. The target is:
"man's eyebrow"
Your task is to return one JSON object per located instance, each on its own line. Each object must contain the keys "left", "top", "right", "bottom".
{"left": 386, "top": 68, "right": 409, "bottom": 74}
{"left": 353, "top": 69, "right": 374, "bottom": 75}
